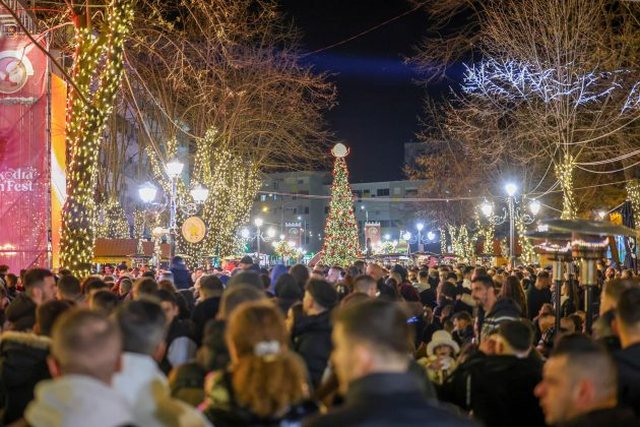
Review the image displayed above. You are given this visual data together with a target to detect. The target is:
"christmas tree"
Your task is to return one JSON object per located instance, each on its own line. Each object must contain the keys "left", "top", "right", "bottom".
{"left": 321, "top": 144, "right": 360, "bottom": 266}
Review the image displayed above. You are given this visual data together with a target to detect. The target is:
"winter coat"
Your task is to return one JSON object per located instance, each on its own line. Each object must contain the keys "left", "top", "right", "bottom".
{"left": 160, "top": 318, "right": 197, "bottom": 375}
{"left": 0, "top": 331, "right": 51, "bottom": 424}
{"left": 171, "top": 266, "right": 194, "bottom": 290}
{"left": 559, "top": 407, "right": 640, "bottom": 427}
{"left": 480, "top": 298, "right": 522, "bottom": 341}
{"left": 439, "top": 353, "right": 545, "bottom": 427}
{"left": 202, "top": 369, "right": 318, "bottom": 427}
{"left": 191, "top": 297, "right": 221, "bottom": 345}
{"left": 526, "top": 286, "right": 551, "bottom": 320}
{"left": 25, "top": 374, "right": 134, "bottom": 427}
{"left": 292, "top": 311, "right": 332, "bottom": 389}
{"left": 303, "top": 373, "right": 478, "bottom": 427}
{"left": 614, "top": 343, "right": 640, "bottom": 417}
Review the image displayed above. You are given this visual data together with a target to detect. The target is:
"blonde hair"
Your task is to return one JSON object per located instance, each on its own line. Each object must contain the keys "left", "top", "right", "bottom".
{"left": 226, "top": 301, "right": 308, "bottom": 418}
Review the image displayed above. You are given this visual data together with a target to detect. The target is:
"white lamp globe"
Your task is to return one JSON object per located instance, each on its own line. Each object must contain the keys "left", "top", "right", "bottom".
{"left": 427, "top": 231, "right": 436, "bottom": 241}
{"left": 139, "top": 182, "right": 158, "bottom": 203}
{"left": 165, "top": 159, "right": 184, "bottom": 178}
{"left": 254, "top": 218, "right": 264, "bottom": 228}
{"left": 505, "top": 183, "right": 518, "bottom": 197}
{"left": 480, "top": 201, "right": 494, "bottom": 218}
{"left": 416, "top": 223, "right": 424, "bottom": 231}
{"left": 529, "top": 199, "right": 541, "bottom": 216}
{"left": 190, "top": 184, "right": 209, "bottom": 204}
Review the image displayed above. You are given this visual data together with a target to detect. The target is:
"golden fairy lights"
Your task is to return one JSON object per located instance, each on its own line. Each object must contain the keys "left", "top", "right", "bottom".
{"left": 96, "top": 198, "right": 130, "bottom": 239}
{"left": 555, "top": 155, "right": 577, "bottom": 220}
{"left": 60, "top": 0, "right": 135, "bottom": 278}
{"left": 626, "top": 180, "right": 640, "bottom": 230}
{"left": 321, "top": 154, "right": 360, "bottom": 267}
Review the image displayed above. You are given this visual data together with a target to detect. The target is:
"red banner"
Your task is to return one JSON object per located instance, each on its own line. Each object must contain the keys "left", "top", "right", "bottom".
{"left": 0, "top": 32, "right": 50, "bottom": 273}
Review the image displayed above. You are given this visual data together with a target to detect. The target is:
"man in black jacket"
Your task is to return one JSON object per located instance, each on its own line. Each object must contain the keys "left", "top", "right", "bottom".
{"left": 304, "top": 299, "right": 477, "bottom": 427}
{"left": 535, "top": 334, "right": 640, "bottom": 427}
{"left": 293, "top": 279, "right": 337, "bottom": 389}
{"left": 472, "top": 274, "right": 522, "bottom": 345}
{"left": 613, "top": 286, "right": 640, "bottom": 416}
{"left": 439, "top": 320, "right": 545, "bottom": 427}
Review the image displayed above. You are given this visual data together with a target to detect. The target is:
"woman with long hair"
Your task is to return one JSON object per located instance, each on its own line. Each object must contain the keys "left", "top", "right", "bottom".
{"left": 202, "top": 301, "right": 315, "bottom": 426}
{"left": 500, "top": 275, "right": 528, "bottom": 318}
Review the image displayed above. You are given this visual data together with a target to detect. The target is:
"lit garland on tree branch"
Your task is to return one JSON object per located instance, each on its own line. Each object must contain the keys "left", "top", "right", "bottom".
{"left": 626, "top": 179, "right": 640, "bottom": 230}
{"left": 96, "top": 198, "right": 130, "bottom": 239}
{"left": 60, "top": 0, "right": 135, "bottom": 277}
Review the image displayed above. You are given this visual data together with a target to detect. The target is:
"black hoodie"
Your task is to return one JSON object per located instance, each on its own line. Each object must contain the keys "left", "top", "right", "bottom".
{"left": 480, "top": 298, "right": 522, "bottom": 341}
{"left": 292, "top": 310, "right": 333, "bottom": 389}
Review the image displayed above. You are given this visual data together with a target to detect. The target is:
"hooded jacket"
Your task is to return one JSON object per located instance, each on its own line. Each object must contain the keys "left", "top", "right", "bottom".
{"left": 25, "top": 375, "right": 134, "bottom": 427}
{"left": 292, "top": 310, "right": 333, "bottom": 389}
{"left": 112, "top": 352, "right": 211, "bottom": 427}
{"left": 614, "top": 343, "right": 640, "bottom": 417}
{"left": 0, "top": 331, "right": 51, "bottom": 424}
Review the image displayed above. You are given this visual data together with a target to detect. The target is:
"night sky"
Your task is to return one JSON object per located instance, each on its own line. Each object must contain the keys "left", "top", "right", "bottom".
{"left": 279, "top": 0, "right": 430, "bottom": 183}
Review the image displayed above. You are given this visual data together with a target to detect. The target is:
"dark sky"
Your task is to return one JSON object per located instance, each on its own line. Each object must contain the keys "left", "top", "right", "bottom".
{"left": 279, "top": 0, "right": 429, "bottom": 183}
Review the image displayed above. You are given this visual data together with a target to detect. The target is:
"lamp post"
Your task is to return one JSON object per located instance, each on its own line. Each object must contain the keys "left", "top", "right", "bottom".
{"left": 480, "top": 183, "right": 540, "bottom": 268}
{"left": 254, "top": 217, "right": 264, "bottom": 265}
{"left": 138, "top": 158, "right": 209, "bottom": 263}
{"left": 416, "top": 222, "right": 424, "bottom": 252}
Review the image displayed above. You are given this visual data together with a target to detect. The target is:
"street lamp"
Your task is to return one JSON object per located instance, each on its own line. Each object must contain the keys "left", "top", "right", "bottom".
{"left": 427, "top": 231, "right": 436, "bottom": 241}
{"left": 138, "top": 182, "right": 158, "bottom": 204}
{"left": 254, "top": 218, "right": 264, "bottom": 264}
{"left": 416, "top": 223, "right": 424, "bottom": 251}
{"left": 190, "top": 184, "right": 209, "bottom": 204}
{"left": 479, "top": 183, "right": 539, "bottom": 268}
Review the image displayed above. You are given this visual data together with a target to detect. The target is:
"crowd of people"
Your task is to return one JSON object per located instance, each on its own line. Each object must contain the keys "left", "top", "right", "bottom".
{"left": 0, "top": 256, "right": 638, "bottom": 427}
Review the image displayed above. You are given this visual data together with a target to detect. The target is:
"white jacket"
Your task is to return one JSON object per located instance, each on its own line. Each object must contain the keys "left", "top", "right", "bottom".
{"left": 112, "top": 352, "right": 211, "bottom": 427}
{"left": 25, "top": 374, "right": 134, "bottom": 427}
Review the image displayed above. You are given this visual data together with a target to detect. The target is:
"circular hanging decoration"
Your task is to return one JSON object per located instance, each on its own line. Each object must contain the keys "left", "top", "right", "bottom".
{"left": 181, "top": 216, "right": 206, "bottom": 243}
{"left": 331, "top": 143, "right": 350, "bottom": 158}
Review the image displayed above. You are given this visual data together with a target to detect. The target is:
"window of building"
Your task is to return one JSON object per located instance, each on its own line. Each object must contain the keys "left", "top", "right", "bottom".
{"left": 293, "top": 208, "right": 297, "bottom": 214}
{"left": 380, "top": 220, "right": 390, "bottom": 227}
{"left": 393, "top": 187, "right": 401, "bottom": 195}
{"left": 273, "top": 181, "right": 279, "bottom": 190}
{"left": 260, "top": 195, "right": 267, "bottom": 202}
{"left": 377, "top": 188, "right": 390, "bottom": 197}
{"left": 363, "top": 189, "right": 370, "bottom": 196}
{"left": 297, "top": 178, "right": 305, "bottom": 185}
{"left": 405, "top": 188, "right": 418, "bottom": 197}
{"left": 304, "top": 207, "right": 309, "bottom": 214}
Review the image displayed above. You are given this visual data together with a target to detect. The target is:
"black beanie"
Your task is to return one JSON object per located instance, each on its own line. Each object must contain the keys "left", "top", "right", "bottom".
{"left": 305, "top": 279, "right": 338, "bottom": 309}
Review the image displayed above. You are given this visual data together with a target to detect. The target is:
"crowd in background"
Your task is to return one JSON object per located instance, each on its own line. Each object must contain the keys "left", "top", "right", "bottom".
{"left": 0, "top": 256, "right": 638, "bottom": 427}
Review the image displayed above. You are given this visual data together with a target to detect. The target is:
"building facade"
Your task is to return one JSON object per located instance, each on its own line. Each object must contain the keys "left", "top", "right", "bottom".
{"left": 248, "top": 171, "right": 427, "bottom": 255}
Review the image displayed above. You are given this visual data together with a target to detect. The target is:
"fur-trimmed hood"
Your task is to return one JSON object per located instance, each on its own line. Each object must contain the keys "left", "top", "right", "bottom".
{"left": 0, "top": 331, "right": 51, "bottom": 350}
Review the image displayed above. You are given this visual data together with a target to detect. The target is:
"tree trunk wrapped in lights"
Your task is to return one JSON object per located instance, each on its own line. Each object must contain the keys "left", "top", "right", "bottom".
{"left": 626, "top": 179, "right": 640, "bottom": 230}
{"left": 321, "top": 145, "right": 360, "bottom": 267}
{"left": 60, "top": 1, "right": 135, "bottom": 277}
{"left": 448, "top": 224, "right": 475, "bottom": 262}
{"left": 555, "top": 155, "right": 577, "bottom": 220}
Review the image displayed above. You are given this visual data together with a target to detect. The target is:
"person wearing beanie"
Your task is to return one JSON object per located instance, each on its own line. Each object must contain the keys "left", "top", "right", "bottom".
{"left": 237, "top": 256, "right": 255, "bottom": 271}
{"left": 227, "top": 271, "right": 264, "bottom": 290}
{"left": 292, "top": 279, "right": 337, "bottom": 389}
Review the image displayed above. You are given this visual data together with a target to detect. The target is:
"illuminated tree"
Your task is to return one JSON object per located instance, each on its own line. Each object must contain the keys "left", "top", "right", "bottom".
{"left": 96, "top": 198, "right": 130, "bottom": 239}
{"left": 321, "top": 145, "right": 360, "bottom": 267}
{"left": 59, "top": 1, "right": 135, "bottom": 277}
{"left": 412, "top": 0, "right": 640, "bottom": 221}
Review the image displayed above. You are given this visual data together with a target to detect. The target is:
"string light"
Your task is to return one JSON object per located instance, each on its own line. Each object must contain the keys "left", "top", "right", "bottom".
{"left": 95, "top": 198, "right": 130, "bottom": 239}
{"left": 59, "top": 0, "right": 135, "bottom": 278}
{"left": 321, "top": 153, "right": 360, "bottom": 266}
{"left": 555, "top": 155, "right": 577, "bottom": 219}
{"left": 626, "top": 179, "right": 640, "bottom": 229}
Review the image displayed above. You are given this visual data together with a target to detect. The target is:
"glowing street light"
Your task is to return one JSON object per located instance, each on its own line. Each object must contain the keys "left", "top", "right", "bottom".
{"left": 480, "top": 201, "right": 494, "bottom": 218}
{"left": 254, "top": 217, "right": 264, "bottom": 228}
{"left": 529, "top": 199, "right": 541, "bottom": 216}
{"left": 165, "top": 158, "right": 184, "bottom": 178}
{"left": 427, "top": 231, "right": 436, "bottom": 241}
{"left": 138, "top": 182, "right": 157, "bottom": 204}
{"left": 189, "top": 184, "right": 209, "bottom": 204}
{"left": 416, "top": 223, "right": 424, "bottom": 231}
{"left": 505, "top": 182, "right": 518, "bottom": 197}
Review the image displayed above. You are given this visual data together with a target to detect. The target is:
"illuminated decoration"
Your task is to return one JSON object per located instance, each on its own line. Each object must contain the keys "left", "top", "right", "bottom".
{"left": 440, "top": 227, "right": 448, "bottom": 255}
{"left": 321, "top": 145, "right": 360, "bottom": 266}
{"left": 181, "top": 216, "right": 206, "bottom": 244}
{"left": 464, "top": 59, "right": 639, "bottom": 108}
{"left": 95, "top": 197, "right": 130, "bottom": 239}
{"left": 555, "top": 155, "right": 577, "bottom": 219}
{"left": 447, "top": 224, "right": 475, "bottom": 261}
{"left": 475, "top": 210, "right": 495, "bottom": 254}
{"left": 133, "top": 209, "right": 145, "bottom": 239}
{"left": 626, "top": 179, "right": 640, "bottom": 230}
{"left": 516, "top": 214, "right": 536, "bottom": 264}
{"left": 59, "top": 0, "right": 135, "bottom": 277}
{"left": 150, "top": 128, "right": 261, "bottom": 265}
{"left": 373, "top": 240, "right": 396, "bottom": 255}
{"left": 273, "top": 239, "right": 297, "bottom": 259}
